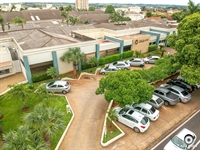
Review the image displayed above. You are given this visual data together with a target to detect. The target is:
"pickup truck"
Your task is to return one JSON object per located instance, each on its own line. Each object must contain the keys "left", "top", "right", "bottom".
{"left": 154, "top": 87, "right": 179, "bottom": 106}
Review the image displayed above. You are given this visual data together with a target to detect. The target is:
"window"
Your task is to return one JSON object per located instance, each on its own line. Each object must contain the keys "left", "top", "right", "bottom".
{"left": 141, "top": 108, "right": 147, "bottom": 114}
{"left": 0, "top": 69, "right": 11, "bottom": 75}
{"left": 50, "top": 85, "right": 57, "bottom": 88}
{"left": 134, "top": 107, "right": 141, "bottom": 111}
{"left": 150, "top": 99, "right": 156, "bottom": 104}
{"left": 58, "top": 85, "right": 64, "bottom": 87}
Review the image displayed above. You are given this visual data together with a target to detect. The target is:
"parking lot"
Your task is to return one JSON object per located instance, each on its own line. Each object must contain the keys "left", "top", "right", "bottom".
{"left": 58, "top": 73, "right": 200, "bottom": 150}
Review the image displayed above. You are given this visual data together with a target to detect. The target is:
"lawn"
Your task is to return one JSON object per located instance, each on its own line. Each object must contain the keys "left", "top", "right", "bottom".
{"left": 0, "top": 84, "right": 72, "bottom": 150}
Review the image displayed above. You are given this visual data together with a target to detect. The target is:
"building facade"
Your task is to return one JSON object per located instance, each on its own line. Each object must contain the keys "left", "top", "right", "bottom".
{"left": 76, "top": 0, "right": 89, "bottom": 10}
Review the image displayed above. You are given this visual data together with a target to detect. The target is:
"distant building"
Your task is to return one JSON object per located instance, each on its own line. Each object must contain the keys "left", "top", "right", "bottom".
{"left": 76, "top": 0, "right": 89, "bottom": 10}
{"left": 1, "top": 3, "right": 21, "bottom": 12}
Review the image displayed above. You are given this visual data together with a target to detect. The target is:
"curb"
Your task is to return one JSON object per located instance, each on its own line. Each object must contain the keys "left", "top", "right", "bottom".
{"left": 100, "top": 100, "right": 125, "bottom": 147}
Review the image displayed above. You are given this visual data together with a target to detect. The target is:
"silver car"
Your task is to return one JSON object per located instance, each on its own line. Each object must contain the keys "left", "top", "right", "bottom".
{"left": 147, "top": 94, "right": 164, "bottom": 109}
{"left": 99, "top": 66, "right": 119, "bottom": 74}
{"left": 125, "top": 58, "right": 145, "bottom": 67}
{"left": 143, "top": 56, "right": 160, "bottom": 64}
{"left": 109, "top": 61, "right": 130, "bottom": 70}
{"left": 46, "top": 80, "right": 70, "bottom": 94}
{"left": 160, "top": 84, "right": 191, "bottom": 103}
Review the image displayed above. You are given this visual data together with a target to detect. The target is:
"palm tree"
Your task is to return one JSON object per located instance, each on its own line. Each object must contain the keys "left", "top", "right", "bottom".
{"left": 10, "top": 16, "right": 26, "bottom": 29}
{"left": 8, "top": 84, "right": 32, "bottom": 110}
{"left": 107, "top": 108, "right": 118, "bottom": 131}
{"left": 2, "top": 126, "right": 29, "bottom": 150}
{"left": 35, "top": 84, "right": 54, "bottom": 98}
{"left": 46, "top": 66, "right": 57, "bottom": 79}
{"left": 24, "top": 103, "right": 65, "bottom": 146}
{"left": 60, "top": 47, "right": 86, "bottom": 76}
{"left": 187, "top": 0, "right": 200, "bottom": 14}
{"left": 10, "top": 5, "right": 16, "bottom": 12}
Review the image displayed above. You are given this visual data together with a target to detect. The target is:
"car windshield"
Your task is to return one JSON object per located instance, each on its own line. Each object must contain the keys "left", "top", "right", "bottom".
{"left": 171, "top": 136, "right": 187, "bottom": 149}
{"left": 156, "top": 98, "right": 163, "bottom": 104}
{"left": 119, "top": 108, "right": 129, "bottom": 115}
{"left": 48, "top": 81, "right": 55, "bottom": 86}
{"left": 65, "top": 82, "right": 69, "bottom": 86}
{"left": 149, "top": 106, "right": 156, "bottom": 114}
{"left": 125, "top": 62, "right": 128, "bottom": 65}
{"left": 181, "top": 90, "right": 189, "bottom": 96}
{"left": 141, "top": 117, "right": 148, "bottom": 125}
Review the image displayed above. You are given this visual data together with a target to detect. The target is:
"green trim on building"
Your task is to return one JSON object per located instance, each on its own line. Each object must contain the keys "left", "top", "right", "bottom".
{"left": 140, "top": 30, "right": 160, "bottom": 46}
{"left": 52, "top": 51, "right": 59, "bottom": 77}
{"left": 23, "top": 56, "right": 32, "bottom": 83}
{"left": 150, "top": 29, "right": 170, "bottom": 35}
{"left": 104, "top": 35, "right": 124, "bottom": 56}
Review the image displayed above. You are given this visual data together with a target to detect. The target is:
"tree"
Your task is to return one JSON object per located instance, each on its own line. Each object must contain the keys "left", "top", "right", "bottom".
{"left": 89, "top": 6, "right": 96, "bottom": 11}
{"left": 65, "top": 5, "right": 73, "bottom": 11}
{"left": 105, "top": 5, "right": 115, "bottom": 14}
{"left": 61, "top": 11, "right": 70, "bottom": 25}
{"left": 24, "top": 103, "right": 65, "bottom": 146}
{"left": 10, "top": 5, "right": 16, "bottom": 12}
{"left": 146, "top": 10, "right": 152, "bottom": 17}
{"left": 166, "top": 12, "right": 200, "bottom": 84}
{"left": 69, "top": 16, "right": 80, "bottom": 25}
{"left": 187, "top": 0, "right": 200, "bottom": 15}
{"left": 60, "top": 47, "right": 86, "bottom": 76}
{"left": 88, "top": 57, "right": 98, "bottom": 68}
{"left": 46, "top": 66, "right": 56, "bottom": 79}
{"left": 95, "top": 71, "right": 155, "bottom": 107}
{"left": 10, "top": 16, "right": 26, "bottom": 29}
{"left": 107, "top": 108, "right": 117, "bottom": 131}
{"left": 171, "top": 12, "right": 186, "bottom": 22}
{"left": 0, "top": 15, "right": 10, "bottom": 32}
{"left": 8, "top": 84, "right": 32, "bottom": 110}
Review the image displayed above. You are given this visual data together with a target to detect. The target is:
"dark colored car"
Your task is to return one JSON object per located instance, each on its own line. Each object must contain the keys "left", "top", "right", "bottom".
{"left": 167, "top": 79, "right": 193, "bottom": 93}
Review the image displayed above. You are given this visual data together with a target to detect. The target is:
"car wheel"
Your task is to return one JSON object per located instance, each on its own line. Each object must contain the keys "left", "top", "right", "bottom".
{"left": 145, "top": 61, "right": 149, "bottom": 64}
{"left": 101, "top": 72, "right": 105, "bottom": 75}
{"left": 164, "top": 101, "right": 169, "bottom": 106}
{"left": 62, "top": 90, "right": 67, "bottom": 94}
{"left": 133, "top": 127, "right": 140, "bottom": 133}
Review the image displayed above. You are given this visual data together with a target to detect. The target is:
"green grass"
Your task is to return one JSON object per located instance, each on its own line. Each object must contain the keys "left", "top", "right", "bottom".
{"left": 0, "top": 86, "right": 72, "bottom": 150}
{"left": 103, "top": 119, "right": 122, "bottom": 143}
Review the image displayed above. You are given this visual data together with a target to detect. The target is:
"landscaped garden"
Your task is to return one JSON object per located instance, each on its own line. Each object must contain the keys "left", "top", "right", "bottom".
{"left": 0, "top": 83, "right": 72, "bottom": 150}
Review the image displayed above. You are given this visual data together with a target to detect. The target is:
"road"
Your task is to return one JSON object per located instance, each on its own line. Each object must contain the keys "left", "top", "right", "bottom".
{"left": 152, "top": 109, "right": 200, "bottom": 150}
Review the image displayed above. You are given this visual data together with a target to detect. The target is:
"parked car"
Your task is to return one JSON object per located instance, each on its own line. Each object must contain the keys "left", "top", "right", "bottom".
{"left": 154, "top": 87, "right": 179, "bottom": 106}
{"left": 177, "top": 75, "right": 199, "bottom": 90}
{"left": 147, "top": 94, "right": 164, "bottom": 109}
{"left": 46, "top": 80, "right": 70, "bottom": 94}
{"left": 143, "top": 56, "right": 160, "bottom": 64}
{"left": 114, "top": 107, "right": 150, "bottom": 133}
{"left": 164, "top": 128, "right": 197, "bottom": 150}
{"left": 99, "top": 66, "right": 119, "bottom": 74}
{"left": 126, "top": 103, "right": 159, "bottom": 121}
{"left": 160, "top": 84, "right": 191, "bottom": 103}
{"left": 125, "top": 58, "right": 145, "bottom": 67}
{"left": 167, "top": 79, "right": 193, "bottom": 93}
{"left": 109, "top": 61, "right": 130, "bottom": 70}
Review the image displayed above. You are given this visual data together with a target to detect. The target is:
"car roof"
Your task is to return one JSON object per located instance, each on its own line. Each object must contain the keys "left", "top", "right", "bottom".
{"left": 151, "top": 56, "right": 160, "bottom": 58}
{"left": 134, "top": 103, "right": 152, "bottom": 110}
{"left": 152, "top": 94, "right": 160, "bottom": 100}
{"left": 133, "top": 58, "right": 142, "bottom": 60}
{"left": 128, "top": 109, "right": 145, "bottom": 121}
{"left": 156, "top": 87, "right": 170, "bottom": 93}
{"left": 176, "top": 128, "right": 196, "bottom": 140}
{"left": 53, "top": 80, "right": 68, "bottom": 84}
{"left": 170, "top": 85, "right": 184, "bottom": 91}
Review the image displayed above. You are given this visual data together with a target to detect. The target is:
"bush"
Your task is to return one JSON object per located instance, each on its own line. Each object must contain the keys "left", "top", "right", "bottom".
{"left": 32, "top": 72, "right": 51, "bottom": 83}
{"left": 81, "top": 62, "right": 92, "bottom": 70}
{"left": 99, "top": 57, "right": 107, "bottom": 65}
{"left": 123, "top": 50, "right": 134, "bottom": 59}
{"left": 148, "top": 45, "right": 158, "bottom": 52}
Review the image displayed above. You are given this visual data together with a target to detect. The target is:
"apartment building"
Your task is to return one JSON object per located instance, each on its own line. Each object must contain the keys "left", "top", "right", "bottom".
{"left": 76, "top": 0, "right": 89, "bottom": 10}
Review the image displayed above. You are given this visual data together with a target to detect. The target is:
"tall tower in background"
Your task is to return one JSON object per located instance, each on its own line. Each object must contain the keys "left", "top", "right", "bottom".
{"left": 76, "top": 0, "right": 89, "bottom": 10}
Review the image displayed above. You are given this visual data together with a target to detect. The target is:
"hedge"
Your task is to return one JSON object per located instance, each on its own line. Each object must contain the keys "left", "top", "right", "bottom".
{"left": 32, "top": 72, "right": 51, "bottom": 83}
{"left": 148, "top": 45, "right": 158, "bottom": 52}
{"left": 123, "top": 50, "right": 134, "bottom": 59}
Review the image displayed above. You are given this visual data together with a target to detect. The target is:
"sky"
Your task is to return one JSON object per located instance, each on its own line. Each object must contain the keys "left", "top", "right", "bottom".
{"left": 0, "top": 0, "right": 200, "bottom": 6}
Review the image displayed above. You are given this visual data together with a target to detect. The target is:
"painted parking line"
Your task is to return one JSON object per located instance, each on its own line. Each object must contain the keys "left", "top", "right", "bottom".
{"left": 151, "top": 109, "right": 200, "bottom": 150}
{"left": 192, "top": 140, "right": 200, "bottom": 150}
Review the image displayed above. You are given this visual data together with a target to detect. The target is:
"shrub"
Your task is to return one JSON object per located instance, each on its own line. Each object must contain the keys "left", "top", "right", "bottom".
{"left": 123, "top": 50, "right": 134, "bottom": 59}
{"left": 32, "top": 72, "right": 51, "bottom": 83}
{"left": 148, "top": 45, "right": 158, "bottom": 52}
{"left": 81, "top": 62, "right": 92, "bottom": 70}
{"left": 99, "top": 57, "right": 107, "bottom": 65}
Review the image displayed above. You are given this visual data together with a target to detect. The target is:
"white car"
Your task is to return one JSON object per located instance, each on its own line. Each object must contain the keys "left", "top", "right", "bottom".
{"left": 147, "top": 94, "right": 164, "bottom": 109}
{"left": 143, "top": 56, "right": 160, "bottom": 64}
{"left": 164, "top": 128, "right": 197, "bottom": 150}
{"left": 114, "top": 107, "right": 150, "bottom": 133}
{"left": 99, "top": 66, "right": 119, "bottom": 74}
{"left": 125, "top": 58, "right": 145, "bottom": 67}
{"left": 126, "top": 103, "right": 159, "bottom": 121}
{"left": 46, "top": 80, "right": 70, "bottom": 94}
{"left": 109, "top": 61, "right": 130, "bottom": 70}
